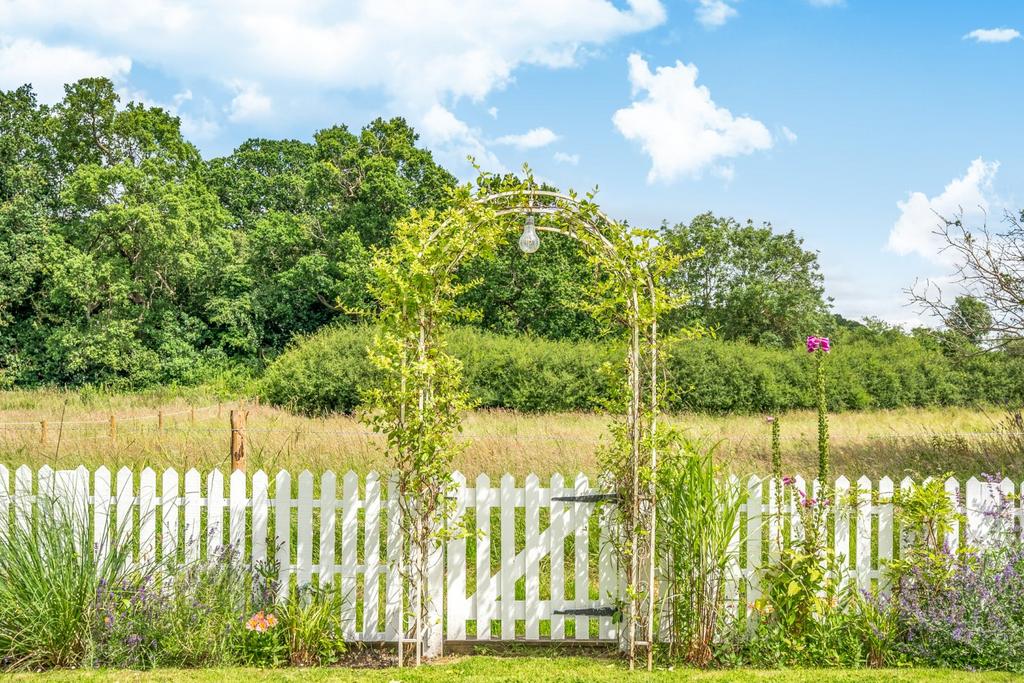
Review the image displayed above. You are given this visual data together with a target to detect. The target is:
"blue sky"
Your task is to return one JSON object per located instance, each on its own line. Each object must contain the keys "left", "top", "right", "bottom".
{"left": 1, "top": 0, "right": 1021, "bottom": 325}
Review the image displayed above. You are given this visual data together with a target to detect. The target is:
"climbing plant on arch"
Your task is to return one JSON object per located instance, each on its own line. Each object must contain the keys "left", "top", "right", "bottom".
{"left": 363, "top": 169, "right": 681, "bottom": 670}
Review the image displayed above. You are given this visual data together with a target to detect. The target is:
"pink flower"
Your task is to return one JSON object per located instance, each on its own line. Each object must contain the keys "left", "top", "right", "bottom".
{"left": 806, "top": 336, "right": 831, "bottom": 353}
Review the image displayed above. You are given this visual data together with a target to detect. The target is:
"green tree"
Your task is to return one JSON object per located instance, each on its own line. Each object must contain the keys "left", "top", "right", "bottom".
{"left": 458, "top": 236, "right": 603, "bottom": 340}
{"left": 947, "top": 295, "right": 992, "bottom": 346}
{"left": 1, "top": 78, "right": 237, "bottom": 385}
{"left": 206, "top": 118, "right": 454, "bottom": 355}
{"left": 662, "top": 212, "right": 831, "bottom": 346}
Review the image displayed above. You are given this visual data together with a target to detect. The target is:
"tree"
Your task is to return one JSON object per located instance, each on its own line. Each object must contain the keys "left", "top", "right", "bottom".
{"left": 661, "top": 212, "right": 831, "bottom": 346}
{"left": 909, "top": 210, "right": 1023, "bottom": 350}
{"left": 947, "top": 295, "right": 992, "bottom": 346}
{"left": 206, "top": 118, "right": 455, "bottom": 355}
{"left": 457, "top": 234, "right": 603, "bottom": 340}
{"left": 0, "top": 78, "right": 239, "bottom": 386}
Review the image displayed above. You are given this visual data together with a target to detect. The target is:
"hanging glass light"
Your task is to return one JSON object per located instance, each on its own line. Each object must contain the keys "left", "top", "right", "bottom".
{"left": 518, "top": 213, "right": 540, "bottom": 254}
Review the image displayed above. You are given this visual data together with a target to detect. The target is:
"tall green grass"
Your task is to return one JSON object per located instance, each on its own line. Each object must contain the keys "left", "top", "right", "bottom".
{"left": 658, "top": 442, "right": 744, "bottom": 665}
{"left": 0, "top": 500, "right": 134, "bottom": 670}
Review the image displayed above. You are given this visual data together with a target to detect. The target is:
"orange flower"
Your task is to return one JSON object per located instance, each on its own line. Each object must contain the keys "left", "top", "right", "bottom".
{"left": 245, "top": 611, "right": 278, "bottom": 633}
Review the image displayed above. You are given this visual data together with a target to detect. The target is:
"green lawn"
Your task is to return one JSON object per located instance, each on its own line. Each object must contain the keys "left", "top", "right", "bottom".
{"left": 12, "top": 658, "right": 1023, "bottom": 682}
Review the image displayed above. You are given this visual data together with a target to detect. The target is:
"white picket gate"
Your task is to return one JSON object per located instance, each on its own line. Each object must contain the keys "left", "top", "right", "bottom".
{"left": 1, "top": 464, "right": 1021, "bottom": 646}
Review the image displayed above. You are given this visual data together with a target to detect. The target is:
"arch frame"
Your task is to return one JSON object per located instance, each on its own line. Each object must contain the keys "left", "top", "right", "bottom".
{"left": 364, "top": 171, "right": 678, "bottom": 670}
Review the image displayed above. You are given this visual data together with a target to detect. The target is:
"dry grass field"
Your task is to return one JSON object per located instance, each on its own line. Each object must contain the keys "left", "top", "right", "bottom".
{"left": 1, "top": 388, "right": 1021, "bottom": 480}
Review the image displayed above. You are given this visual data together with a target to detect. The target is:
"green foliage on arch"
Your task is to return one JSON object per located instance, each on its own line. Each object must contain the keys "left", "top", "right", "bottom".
{"left": 362, "top": 166, "right": 688, "bottom": 664}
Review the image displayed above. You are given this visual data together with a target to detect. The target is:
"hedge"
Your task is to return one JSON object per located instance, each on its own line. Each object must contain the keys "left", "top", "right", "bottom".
{"left": 259, "top": 324, "right": 1024, "bottom": 415}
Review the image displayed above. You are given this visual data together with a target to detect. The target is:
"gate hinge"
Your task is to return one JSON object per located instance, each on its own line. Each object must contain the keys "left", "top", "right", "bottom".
{"left": 550, "top": 493, "right": 618, "bottom": 504}
{"left": 553, "top": 606, "right": 618, "bottom": 617}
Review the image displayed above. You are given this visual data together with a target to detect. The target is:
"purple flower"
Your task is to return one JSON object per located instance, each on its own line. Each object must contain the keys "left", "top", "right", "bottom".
{"left": 806, "top": 336, "right": 832, "bottom": 353}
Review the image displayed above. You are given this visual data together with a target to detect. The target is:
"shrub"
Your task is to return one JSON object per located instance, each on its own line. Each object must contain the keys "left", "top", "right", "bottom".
{"left": 91, "top": 546, "right": 254, "bottom": 669}
{"left": 892, "top": 545, "right": 1024, "bottom": 671}
{"left": 260, "top": 324, "right": 376, "bottom": 415}
{"left": 259, "top": 324, "right": 1024, "bottom": 415}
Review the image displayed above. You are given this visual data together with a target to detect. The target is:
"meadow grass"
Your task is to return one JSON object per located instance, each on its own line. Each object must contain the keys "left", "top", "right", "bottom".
{"left": 1, "top": 388, "right": 1020, "bottom": 480}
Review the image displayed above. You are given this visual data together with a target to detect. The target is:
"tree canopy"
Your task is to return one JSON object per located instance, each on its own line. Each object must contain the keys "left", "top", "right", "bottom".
{"left": 1, "top": 76, "right": 840, "bottom": 389}
{"left": 661, "top": 212, "right": 832, "bottom": 346}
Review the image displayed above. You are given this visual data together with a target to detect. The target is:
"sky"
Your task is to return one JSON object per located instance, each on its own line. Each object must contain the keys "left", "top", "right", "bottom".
{"left": 1, "top": 0, "right": 1022, "bottom": 327}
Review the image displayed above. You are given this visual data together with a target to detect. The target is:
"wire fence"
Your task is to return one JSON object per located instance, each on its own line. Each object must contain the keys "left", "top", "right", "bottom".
{"left": 3, "top": 402, "right": 1024, "bottom": 446}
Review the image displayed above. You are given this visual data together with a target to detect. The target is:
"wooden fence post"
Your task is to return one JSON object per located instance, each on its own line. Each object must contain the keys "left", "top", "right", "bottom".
{"left": 190, "top": 407, "right": 196, "bottom": 424}
{"left": 109, "top": 415, "right": 117, "bottom": 443}
{"left": 40, "top": 420, "right": 47, "bottom": 444}
{"left": 158, "top": 410, "right": 164, "bottom": 433}
{"left": 230, "top": 410, "right": 247, "bottom": 472}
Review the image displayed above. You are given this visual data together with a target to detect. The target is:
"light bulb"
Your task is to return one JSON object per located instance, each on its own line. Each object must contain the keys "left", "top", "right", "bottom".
{"left": 518, "top": 214, "right": 540, "bottom": 254}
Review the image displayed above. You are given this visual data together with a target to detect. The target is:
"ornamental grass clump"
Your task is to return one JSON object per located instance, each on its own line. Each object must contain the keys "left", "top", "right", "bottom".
{"left": 657, "top": 441, "right": 744, "bottom": 666}
{"left": 0, "top": 498, "right": 135, "bottom": 671}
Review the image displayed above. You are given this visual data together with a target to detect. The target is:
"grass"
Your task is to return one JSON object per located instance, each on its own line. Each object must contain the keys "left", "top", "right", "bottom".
{"left": 10, "top": 657, "right": 1024, "bottom": 682}
{"left": 1, "top": 387, "right": 1021, "bottom": 480}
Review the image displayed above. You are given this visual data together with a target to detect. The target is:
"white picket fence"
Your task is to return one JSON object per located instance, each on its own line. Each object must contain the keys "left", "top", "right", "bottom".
{"left": 1, "top": 465, "right": 1020, "bottom": 645}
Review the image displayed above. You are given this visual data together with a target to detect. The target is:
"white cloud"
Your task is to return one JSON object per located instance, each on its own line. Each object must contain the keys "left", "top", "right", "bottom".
{"left": 0, "top": 37, "right": 131, "bottom": 103}
{"left": 487, "top": 106, "right": 498, "bottom": 119}
{"left": 612, "top": 53, "right": 773, "bottom": 182}
{"left": 713, "top": 165, "right": 735, "bottom": 182}
{"left": 421, "top": 103, "right": 504, "bottom": 170}
{"left": 964, "top": 28, "right": 1021, "bottom": 44}
{"left": 887, "top": 158, "right": 1000, "bottom": 264}
{"left": 781, "top": 125, "right": 798, "bottom": 143}
{"left": 0, "top": 0, "right": 666, "bottom": 169}
{"left": 695, "top": 0, "right": 737, "bottom": 28}
{"left": 807, "top": 0, "right": 844, "bottom": 6}
{"left": 495, "top": 127, "right": 559, "bottom": 149}
{"left": 553, "top": 151, "right": 580, "bottom": 165}
{"left": 117, "top": 84, "right": 221, "bottom": 142}
{"left": 226, "top": 80, "right": 271, "bottom": 122}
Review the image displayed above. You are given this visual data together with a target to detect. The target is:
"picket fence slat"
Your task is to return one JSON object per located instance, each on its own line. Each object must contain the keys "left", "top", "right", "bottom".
{"left": 274, "top": 470, "right": 291, "bottom": 601}
{"left": 856, "top": 476, "right": 871, "bottom": 591}
{"left": 500, "top": 473, "right": 515, "bottom": 640}
{"left": 251, "top": 470, "right": 268, "bottom": 568}
{"left": 0, "top": 465, "right": 9, "bottom": 538}
{"left": 319, "top": 471, "right": 337, "bottom": 590}
{"left": 834, "top": 476, "right": 851, "bottom": 591}
{"left": 746, "top": 475, "right": 763, "bottom": 607}
{"left": 183, "top": 469, "right": 200, "bottom": 564}
{"left": 139, "top": 468, "right": 157, "bottom": 564}
{"left": 229, "top": 470, "right": 246, "bottom": 560}
{"left": 475, "top": 473, "right": 493, "bottom": 640}
{"left": 162, "top": 469, "right": 179, "bottom": 564}
{"left": 877, "top": 477, "right": 894, "bottom": 594}
{"left": 207, "top": 470, "right": 224, "bottom": 558}
{"left": 340, "top": 471, "right": 358, "bottom": 638}
{"left": 385, "top": 474, "right": 401, "bottom": 642}
{"left": 447, "top": 472, "right": 468, "bottom": 641}
{"left": 549, "top": 473, "right": 566, "bottom": 641}
{"left": 14, "top": 466, "right": 1023, "bottom": 646}
{"left": 363, "top": 471, "right": 381, "bottom": 639}
{"left": 573, "top": 473, "right": 589, "bottom": 640}
{"left": 115, "top": 468, "right": 133, "bottom": 562}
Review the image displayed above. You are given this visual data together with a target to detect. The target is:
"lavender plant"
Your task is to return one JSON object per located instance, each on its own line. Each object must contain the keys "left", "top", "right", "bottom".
{"left": 893, "top": 545, "right": 1024, "bottom": 671}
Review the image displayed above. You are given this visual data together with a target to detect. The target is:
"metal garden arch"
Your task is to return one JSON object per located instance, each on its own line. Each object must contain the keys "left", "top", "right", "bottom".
{"left": 368, "top": 175, "right": 668, "bottom": 671}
